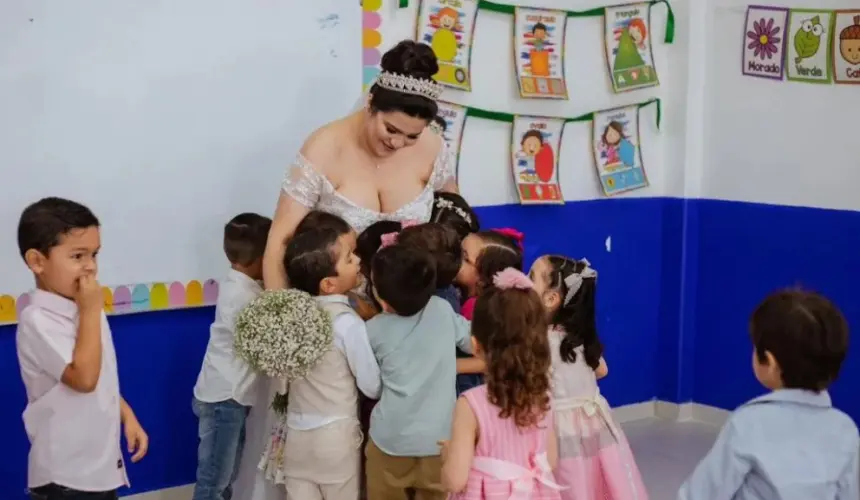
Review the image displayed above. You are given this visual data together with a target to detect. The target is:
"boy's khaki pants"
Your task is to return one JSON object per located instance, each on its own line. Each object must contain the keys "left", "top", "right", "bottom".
{"left": 365, "top": 439, "right": 446, "bottom": 500}
{"left": 283, "top": 419, "right": 362, "bottom": 500}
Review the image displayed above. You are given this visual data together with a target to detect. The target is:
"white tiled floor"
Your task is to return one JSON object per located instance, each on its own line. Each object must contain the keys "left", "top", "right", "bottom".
{"left": 127, "top": 418, "right": 721, "bottom": 500}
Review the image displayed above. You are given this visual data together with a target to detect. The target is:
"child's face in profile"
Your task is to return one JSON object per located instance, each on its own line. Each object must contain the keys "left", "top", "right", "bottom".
{"left": 27, "top": 226, "right": 101, "bottom": 300}
{"left": 455, "top": 233, "right": 483, "bottom": 294}
{"left": 323, "top": 232, "right": 361, "bottom": 295}
{"left": 528, "top": 257, "right": 560, "bottom": 315}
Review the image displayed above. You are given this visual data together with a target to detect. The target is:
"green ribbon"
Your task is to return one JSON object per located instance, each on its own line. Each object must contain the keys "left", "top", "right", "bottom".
{"left": 458, "top": 97, "right": 660, "bottom": 129}
{"left": 650, "top": 0, "right": 675, "bottom": 43}
{"left": 399, "top": 0, "right": 408, "bottom": 7}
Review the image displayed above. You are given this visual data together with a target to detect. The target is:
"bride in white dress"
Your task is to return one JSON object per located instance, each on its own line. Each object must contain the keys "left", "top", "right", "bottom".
{"left": 232, "top": 39, "right": 459, "bottom": 500}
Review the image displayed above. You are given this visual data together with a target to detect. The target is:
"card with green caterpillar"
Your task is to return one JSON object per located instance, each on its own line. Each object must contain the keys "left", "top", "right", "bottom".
{"left": 785, "top": 9, "right": 834, "bottom": 83}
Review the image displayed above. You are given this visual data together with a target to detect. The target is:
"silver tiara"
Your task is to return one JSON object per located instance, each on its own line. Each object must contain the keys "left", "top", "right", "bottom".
{"left": 375, "top": 71, "right": 444, "bottom": 100}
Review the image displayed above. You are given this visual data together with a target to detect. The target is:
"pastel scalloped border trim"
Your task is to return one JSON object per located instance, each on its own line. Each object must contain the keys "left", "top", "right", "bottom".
{"left": 362, "top": 0, "right": 383, "bottom": 90}
{"left": 0, "top": 279, "right": 220, "bottom": 325}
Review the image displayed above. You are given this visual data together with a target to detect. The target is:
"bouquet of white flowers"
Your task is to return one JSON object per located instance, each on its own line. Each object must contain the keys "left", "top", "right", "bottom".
{"left": 234, "top": 289, "right": 333, "bottom": 382}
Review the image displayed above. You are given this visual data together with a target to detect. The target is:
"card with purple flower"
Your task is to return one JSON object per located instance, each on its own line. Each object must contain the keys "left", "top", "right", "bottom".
{"left": 743, "top": 5, "right": 790, "bottom": 80}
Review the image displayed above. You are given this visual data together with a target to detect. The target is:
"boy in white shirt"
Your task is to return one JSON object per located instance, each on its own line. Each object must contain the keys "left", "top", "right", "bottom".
{"left": 16, "top": 197, "right": 148, "bottom": 500}
{"left": 192, "top": 213, "right": 271, "bottom": 500}
{"left": 279, "top": 225, "right": 381, "bottom": 500}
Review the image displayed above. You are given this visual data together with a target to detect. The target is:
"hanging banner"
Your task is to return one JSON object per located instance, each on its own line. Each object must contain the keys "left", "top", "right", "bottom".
{"left": 513, "top": 7, "right": 569, "bottom": 99}
{"left": 592, "top": 105, "right": 648, "bottom": 196}
{"left": 416, "top": 0, "right": 480, "bottom": 91}
{"left": 604, "top": 2, "right": 660, "bottom": 92}
{"left": 742, "top": 5, "right": 789, "bottom": 80}
{"left": 435, "top": 101, "right": 469, "bottom": 180}
{"left": 511, "top": 116, "right": 565, "bottom": 204}
{"left": 786, "top": 9, "right": 834, "bottom": 84}
{"left": 833, "top": 11, "right": 860, "bottom": 84}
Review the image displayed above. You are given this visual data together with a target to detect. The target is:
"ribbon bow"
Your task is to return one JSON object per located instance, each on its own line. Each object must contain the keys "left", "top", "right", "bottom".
{"left": 471, "top": 452, "right": 565, "bottom": 499}
{"left": 380, "top": 220, "right": 421, "bottom": 249}
{"left": 491, "top": 227, "right": 524, "bottom": 249}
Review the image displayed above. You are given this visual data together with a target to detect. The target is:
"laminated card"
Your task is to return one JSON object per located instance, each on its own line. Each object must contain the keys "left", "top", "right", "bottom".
{"left": 513, "top": 7, "right": 569, "bottom": 99}
{"left": 786, "top": 9, "right": 834, "bottom": 84}
{"left": 417, "top": 0, "right": 479, "bottom": 91}
{"left": 511, "top": 116, "right": 565, "bottom": 204}
{"left": 592, "top": 106, "right": 648, "bottom": 196}
{"left": 742, "top": 5, "right": 789, "bottom": 80}
{"left": 435, "top": 101, "right": 468, "bottom": 180}
{"left": 604, "top": 3, "right": 660, "bottom": 93}
{"left": 833, "top": 10, "right": 860, "bottom": 84}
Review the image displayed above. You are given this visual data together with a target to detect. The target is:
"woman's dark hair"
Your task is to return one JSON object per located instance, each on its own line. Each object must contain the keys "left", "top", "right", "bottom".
{"left": 369, "top": 40, "right": 439, "bottom": 121}
{"left": 431, "top": 192, "right": 479, "bottom": 241}
{"left": 397, "top": 223, "right": 461, "bottom": 289}
{"left": 472, "top": 275, "right": 550, "bottom": 428}
{"left": 474, "top": 231, "right": 524, "bottom": 293}
{"left": 542, "top": 256, "right": 602, "bottom": 369}
{"left": 284, "top": 228, "right": 340, "bottom": 296}
{"left": 750, "top": 288, "right": 849, "bottom": 392}
{"left": 372, "top": 245, "right": 436, "bottom": 316}
{"left": 295, "top": 210, "right": 351, "bottom": 237}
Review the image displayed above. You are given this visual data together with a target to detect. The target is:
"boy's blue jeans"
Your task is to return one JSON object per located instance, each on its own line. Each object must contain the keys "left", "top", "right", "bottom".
{"left": 192, "top": 398, "right": 250, "bottom": 500}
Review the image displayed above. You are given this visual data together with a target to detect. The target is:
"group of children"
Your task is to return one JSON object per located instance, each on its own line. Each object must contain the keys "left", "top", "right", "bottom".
{"left": 14, "top": 193, "right": 859, "bottom": 500}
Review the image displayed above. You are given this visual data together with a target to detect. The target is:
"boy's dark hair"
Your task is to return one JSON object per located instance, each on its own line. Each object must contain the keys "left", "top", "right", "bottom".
{"left": 18, "top": 197, "right": 100, "bottom": 259}
{"left": 431, "top": 192, "right": 479, "bottom": 241}
{"left": 750, "top": 288, "right": 849, "bottom": 392}
{"left": 284, "top": 228, "right": 340, "bottom": 295}
{"left": 372, "top": 245, "right": 436, "bottom": 316}
{"left": 295, "top": 210, "right": 351, "bottom": 237}
{"left": 397, "top": 223, "right": 462, "bottom": 289}
{"left": 474, "top": 231, "right": 523, "bottom": 292}
{"left": 357, "top": 220, "right": 403, "bottom": 279}
{"left": 224, "top": 213, "right": 272, "bottom": 266}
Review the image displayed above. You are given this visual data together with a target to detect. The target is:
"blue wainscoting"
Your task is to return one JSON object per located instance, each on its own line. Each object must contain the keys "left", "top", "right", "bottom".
{"left": 2, "top": 197, "right": 859, "bottom": 498}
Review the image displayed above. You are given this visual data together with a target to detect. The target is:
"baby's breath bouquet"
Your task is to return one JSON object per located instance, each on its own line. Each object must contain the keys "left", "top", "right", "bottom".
{"left": 234, "top": 288, "right": 333, "bottom": 384}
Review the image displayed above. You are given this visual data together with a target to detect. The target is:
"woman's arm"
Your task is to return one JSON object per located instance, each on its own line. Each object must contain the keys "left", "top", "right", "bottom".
{"left": 441, "top": 396, "right": 477, "bottom": 493}
{"left": 262, "top": 193, "right": 310, "bottom": 290}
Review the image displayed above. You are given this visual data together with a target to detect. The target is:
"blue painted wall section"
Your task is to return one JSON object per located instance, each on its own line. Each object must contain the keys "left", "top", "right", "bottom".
{"left": 1, "top": 198, "right": 859, "bottom": 497}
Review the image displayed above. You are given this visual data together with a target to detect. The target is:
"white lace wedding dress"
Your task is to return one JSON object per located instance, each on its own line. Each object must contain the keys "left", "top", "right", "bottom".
{"left": 232, "top": 138, "right": 455, "bottom": 500}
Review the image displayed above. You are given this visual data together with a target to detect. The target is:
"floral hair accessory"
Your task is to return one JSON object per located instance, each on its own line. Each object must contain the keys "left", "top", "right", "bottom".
{"left": 493, "top": 267, "right": 534, "bottom": 290}
{"left": 492, "top": 227, "right": 524, "bottom": 248}
{"left": 380, "top": 232, "right": 399, "bottom": 248}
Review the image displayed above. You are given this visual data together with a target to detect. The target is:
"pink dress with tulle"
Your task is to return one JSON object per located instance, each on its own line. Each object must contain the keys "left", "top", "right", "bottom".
{"left": 449, "top": 385, "right": 563, "bottom": 500}
{"left": 549, "top": 328, "right": 648, "bottom": 500}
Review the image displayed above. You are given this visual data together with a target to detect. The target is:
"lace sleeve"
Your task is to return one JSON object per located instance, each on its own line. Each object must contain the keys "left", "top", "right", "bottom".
{"left": 430, "top": 141, "right": 457, "bottom": 191}
{"left": 281, "top": 153, "right": 323, "bottom": 208}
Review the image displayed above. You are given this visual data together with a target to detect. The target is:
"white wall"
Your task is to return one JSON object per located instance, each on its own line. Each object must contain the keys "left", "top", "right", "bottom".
{"left": 701, "top": 0, "right": 860, "bottom": 210}
{"left": 377, "top": 0, "right": 691, "bottom": 207}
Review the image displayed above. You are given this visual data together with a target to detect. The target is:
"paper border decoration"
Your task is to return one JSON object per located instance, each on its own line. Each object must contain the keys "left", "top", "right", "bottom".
{"left": 511, "top": 116, "right": 565, "bottom": 204}
{"left": 604, "top": 2, "right": 660, "bottom": 93}
{"left": 436, "top": 101, "right": 469, "bottom": 180}
{"left": 362, "top": 0, "right": 384, "bottom": 91}
{"left": 416, "top": 0, "right": 480, "bottom": 91}
{"left": 742, "top": 5, "right": 790, "bottom": 80}
{"left": 592, "top": 105, "right": 649, "bottom": 196}
{"left": 785, "top": 9, "right": 834, "bottom": 84}
{"left": 513, "top": 7, "right": 569, "bottom": 99}
{"left": 833, "top": 10, "right": 860, "bottom": 85}
{"left": 0, "top": 279, "right": 220, "bottom": 325}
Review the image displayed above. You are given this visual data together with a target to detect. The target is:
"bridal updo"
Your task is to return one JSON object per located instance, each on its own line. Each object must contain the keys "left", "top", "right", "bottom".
{"left": 369, "top": 40, "right": 440, "bottom": 121}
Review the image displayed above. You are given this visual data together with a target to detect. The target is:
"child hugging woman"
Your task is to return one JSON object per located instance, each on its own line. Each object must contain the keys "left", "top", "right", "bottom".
{"left": 529, "top": 255, "right": 648, "bottom": 500}
{"left": 441, "top": 268, "right": 564, "bottom": 499}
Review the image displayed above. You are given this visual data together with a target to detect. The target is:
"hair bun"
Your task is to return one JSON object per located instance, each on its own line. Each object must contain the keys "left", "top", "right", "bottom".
{"left": 380, "top": 40, "right": 439, "bottom": 80}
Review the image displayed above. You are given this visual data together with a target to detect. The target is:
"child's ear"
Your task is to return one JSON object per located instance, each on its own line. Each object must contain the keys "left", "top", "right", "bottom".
{"left": 544, "top": 290, "right": 561, "bottom": 311}
{"left": 24, "top": 249, "right": 46, "bottom": 275}
{"left": 319, "top": 277, "right": 337, "bottom": 295}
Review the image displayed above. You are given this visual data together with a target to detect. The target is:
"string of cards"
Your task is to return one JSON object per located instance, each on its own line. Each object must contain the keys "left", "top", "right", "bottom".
{"left": 414, "top": 0, "right": 673, "bottom": 96}
{"left": 743, "top": 6, "right": 860, "bottom": 84}
{"left": 437, "top": 99, "right": 658, "bottom": 203}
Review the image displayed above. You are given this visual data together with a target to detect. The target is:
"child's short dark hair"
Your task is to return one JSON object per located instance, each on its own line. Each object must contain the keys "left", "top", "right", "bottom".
{"left": 357, "top": 220, "right": 403, "bottom": 279}
{"left": 474, "top": 230, "right": 524, "bottom": 292}
{"left": 224, "top": 213, "right": 272, "bottom": 266}
{"left": 295, "top": 210, "right": 351, "bottom": 237}
{"left": 18, "top": 197, "right": 100, "bottom": 259}
{"left": 284, "top": 228, "right": 340, "bottom": 295}
{"left": 397, "top": 223, "right": 461, "bottom": 289}
{"left": 431, "top": 192, "right": 479, "bottom": 240}
{"left": 750, "top": 288, "right": 849, "bottom": 392}
{"left": 372, "top": 245, "right": 436, "bottom": 316}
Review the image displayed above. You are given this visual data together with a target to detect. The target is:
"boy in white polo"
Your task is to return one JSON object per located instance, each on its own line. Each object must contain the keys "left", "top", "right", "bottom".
{"left": 16, "top": 197, "right": 148, "bottom": 500}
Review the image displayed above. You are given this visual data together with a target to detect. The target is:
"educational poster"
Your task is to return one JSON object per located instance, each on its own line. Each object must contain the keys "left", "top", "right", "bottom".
{"left": 786, "top": 10, "right": 833, "bottom": 84}
{"left": 435, "top": 101, "right": 468, "bottom": 179}
{"left": 513, "top": 7, "right": 568, "bottom": 99}
{"left": 511, "top": 116, "right": 565, "bottom": 204}
{"left": 604, "top": 3, "right": 659, "bottom": 93}
{"left": 592, "top": 106, "right": 648, "bottom": 196}
{"left": 833, "top": 11, "right": 860, "bottom": 84}
{"left": 416, "top": 0, "right": 479, "bottom": 91}
{"left": 742, "top": 6, "right": 789, "bottom": 80}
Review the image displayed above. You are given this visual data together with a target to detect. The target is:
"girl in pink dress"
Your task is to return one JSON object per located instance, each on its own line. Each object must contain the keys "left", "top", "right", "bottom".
{"left": 529, "top": 256, "right": 648, "bottom": 500}
{"left": 441, "top": 268, "right": 564, "bottom": 499}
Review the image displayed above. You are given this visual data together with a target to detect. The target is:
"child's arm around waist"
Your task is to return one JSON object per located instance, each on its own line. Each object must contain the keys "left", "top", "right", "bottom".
{"left": 334, "top": 313, "right": 381, "bottom": 399}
